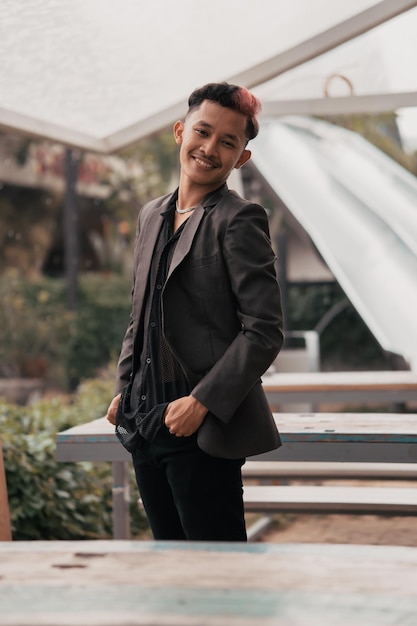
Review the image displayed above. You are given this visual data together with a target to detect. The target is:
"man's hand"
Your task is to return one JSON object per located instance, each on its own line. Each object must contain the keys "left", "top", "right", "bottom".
{"left": 164, "top": 395, "right": 208, "bottom": 437}
{"left": 106, "top": 393, "right": 121, "bottom": 425}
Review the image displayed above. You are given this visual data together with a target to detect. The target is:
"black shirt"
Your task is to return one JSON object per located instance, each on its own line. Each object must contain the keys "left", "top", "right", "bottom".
{"left": 129, "top": 198, "right": 190, "bottom": 440}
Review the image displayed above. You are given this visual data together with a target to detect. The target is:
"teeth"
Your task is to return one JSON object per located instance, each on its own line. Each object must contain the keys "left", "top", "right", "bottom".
{"left": 194, "top": 157, "right": 213, "bottom": 169}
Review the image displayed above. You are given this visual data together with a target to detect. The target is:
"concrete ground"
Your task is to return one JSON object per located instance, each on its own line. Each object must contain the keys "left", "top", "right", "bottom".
{"left": 262, "top": 512, "right": 417, "bottom": 546}
{"left": 258, "top": 478, "right": 417, "bottom": 546}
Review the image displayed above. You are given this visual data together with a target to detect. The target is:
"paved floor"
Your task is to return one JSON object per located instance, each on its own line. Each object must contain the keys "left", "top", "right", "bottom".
{"left": 262, "top": 513, "right": 417, "bottom": 546}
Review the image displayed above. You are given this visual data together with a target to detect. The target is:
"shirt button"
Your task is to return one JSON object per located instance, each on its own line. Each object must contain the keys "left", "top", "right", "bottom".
{"left": 146, "top": 358, "right": 151, "bottom": 364}
{"left": 141, "top": 395, "right": 146, "bottom": 401}
{"left": 156, "top": 284, "right": 162, "bottom": 290}
{"left": 150, "top": 321, "right": 156, "bottom": 328}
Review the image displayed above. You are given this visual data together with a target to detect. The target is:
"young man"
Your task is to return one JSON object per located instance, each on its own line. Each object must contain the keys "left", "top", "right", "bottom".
{"left": 106, "top": 82, "right": 284, "bottom": 541}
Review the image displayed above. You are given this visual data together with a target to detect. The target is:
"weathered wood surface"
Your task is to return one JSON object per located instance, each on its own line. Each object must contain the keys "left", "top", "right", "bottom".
{"left": 0, "top": 443, "right": 12, "bottom": 541}
{"left": 56, "top": 413, "right": 417, "bottom": 463}
{"left": 243, "top": 485, "right": 417, "bottom": 514}
{"left": 56, "top": 413, "right": 417, "bottom": 450}
{"left": 263, "top": 370, "right": 417, "bottom": 407}
{"left": 242, "top": 460, "right": 417, "bottom": 480}
{"left": 0, "top": 541, "right": 416, "bottom": 626}
{"left": 55, "top": 413, "right": 417, "bottom": 538}
{"left": 264, "top": 370, "right": 417, "bottom": 392}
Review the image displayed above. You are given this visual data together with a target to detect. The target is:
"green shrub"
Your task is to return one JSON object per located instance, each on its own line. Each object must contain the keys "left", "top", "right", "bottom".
{"left": 1, "top": 377, "right": 148, "bottom": 540}
{"left": 286, "top": 283, "right": 391, "bottom": 371}
{"left": 0, "top": 271, "right": 72, "bottom": 383}
{"left": 66, "top": 274, "right": 131, "bottom": 386}
{"left": 0, "top": 272, "right": 131, "bottom": 389}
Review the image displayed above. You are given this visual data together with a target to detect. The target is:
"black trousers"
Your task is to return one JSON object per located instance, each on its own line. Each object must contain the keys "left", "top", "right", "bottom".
{"left": 131, "top": 425, "right": 247, "bottom": 541}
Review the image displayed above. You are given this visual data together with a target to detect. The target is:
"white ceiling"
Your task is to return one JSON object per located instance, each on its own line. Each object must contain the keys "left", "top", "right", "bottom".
{"left": 1, "top": 0, "right": 416, "bottom": 152}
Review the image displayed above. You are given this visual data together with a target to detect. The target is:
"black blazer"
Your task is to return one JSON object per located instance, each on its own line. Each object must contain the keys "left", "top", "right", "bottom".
{"left": 116, "top": 184, "right": 284, "bottom": 458}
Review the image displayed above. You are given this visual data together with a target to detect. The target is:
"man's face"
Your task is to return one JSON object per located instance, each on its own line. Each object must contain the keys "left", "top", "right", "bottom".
{"left": 174, "top": 100, "right": 251, "bottom": 195}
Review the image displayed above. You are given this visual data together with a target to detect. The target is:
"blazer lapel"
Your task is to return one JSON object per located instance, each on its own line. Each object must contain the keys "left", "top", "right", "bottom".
{"left": 167, "top": 205, "right": 205, "bottom": 278}
{"left": 167, "top": 184, "right": 228, "bottom": 278}
{"left": 131, "top": 197, "right": 168, "bottom": 336}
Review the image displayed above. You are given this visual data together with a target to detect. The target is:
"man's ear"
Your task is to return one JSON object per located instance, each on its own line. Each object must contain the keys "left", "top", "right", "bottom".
{"left": 235, "top": 149, "right": 251, "bottom": 169}
{"left": 173, "top": 121, "right": 184, "bottom": 145}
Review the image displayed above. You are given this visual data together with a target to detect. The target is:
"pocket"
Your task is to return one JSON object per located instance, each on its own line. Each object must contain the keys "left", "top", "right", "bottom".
{"left": 188, "top": 253, "right": 218, "bottom": 268}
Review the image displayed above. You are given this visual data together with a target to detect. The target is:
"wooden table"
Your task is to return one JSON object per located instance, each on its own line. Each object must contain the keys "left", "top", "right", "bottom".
{"left": 56, "top": 413, "right": 417, "bottom": 538}
{"left": 262, "top": 370, "right": 417, "bottom": 409}
{"left": 0, "top": 540, "right": 416, "bottom": 625}
{"left": 56, "top": 413, "right": 417, "bottom": 464}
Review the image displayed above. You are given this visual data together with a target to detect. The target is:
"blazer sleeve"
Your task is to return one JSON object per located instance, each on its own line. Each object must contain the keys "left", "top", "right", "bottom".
{"left": 191, "top": 201, "right": 284, "bottom": 421}
{"left": 115, "top": 314, "right": 134, "bottom": 395}
{"left": 114, "top": 213, "right": 141, "bottom": 395}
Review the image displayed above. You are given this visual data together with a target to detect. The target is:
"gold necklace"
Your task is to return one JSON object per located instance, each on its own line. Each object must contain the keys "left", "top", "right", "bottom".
{"left": 176, "top": 201, "right": 196, "bottom": 214}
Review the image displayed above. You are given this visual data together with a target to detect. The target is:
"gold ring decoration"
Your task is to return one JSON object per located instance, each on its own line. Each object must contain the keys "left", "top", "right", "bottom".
{"left": 323, "top": 73, "right": 354, "bottom": 98}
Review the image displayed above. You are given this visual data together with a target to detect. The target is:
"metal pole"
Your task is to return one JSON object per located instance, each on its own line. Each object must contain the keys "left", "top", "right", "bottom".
{"left": 63, "top": 148, "right": 81, "bottom": 310}
{"left": 112, "top": 462, "right": 131, "bottom": 539}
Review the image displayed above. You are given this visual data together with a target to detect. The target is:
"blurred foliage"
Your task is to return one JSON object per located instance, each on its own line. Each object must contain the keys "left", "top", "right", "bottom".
{"left": 0, "top": 376, "right": 148, "bottom": 540}
{"left": 287, "top": 282, "right": 344, "bottom": 330}
{"left": 99, "top": 128, "right": 179, "bottom": 235}
{"left": 0, "top": 272, "right": 131, "bottom": 388}
{"left": 0, "top": 185, "right": 59, "bottom": 276}
{"left": 286, "top": 283, "right": 395, "bottom": 371}
{"left": 66, "top": 273, "right": 131, "bottom": 386}
{"left": 0, "top": 128, "right": 179, "bottom": 278}
{"left": 0, "top": 270, "right": 72, "bottom": 381}
{"left": 87, "top": 130, "right": 178, "bottom": 273}
{"left": 1, "top": 116, "right": 411, "bottom": 384}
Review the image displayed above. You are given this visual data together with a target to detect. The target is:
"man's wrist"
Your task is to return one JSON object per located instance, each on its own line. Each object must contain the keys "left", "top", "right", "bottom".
{"left": 190, "top": 395, "right": 208, "bottom": 417}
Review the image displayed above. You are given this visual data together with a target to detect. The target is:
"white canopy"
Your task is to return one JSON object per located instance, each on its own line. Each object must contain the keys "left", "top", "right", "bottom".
{"left": 0, "top": 0, "right": 417, "bottom": 152}
{"left": 1, "top": 0, "right": 417, "bottom": 367}
{"left": 252, "top": 116, "right": 417, "bottom": 370}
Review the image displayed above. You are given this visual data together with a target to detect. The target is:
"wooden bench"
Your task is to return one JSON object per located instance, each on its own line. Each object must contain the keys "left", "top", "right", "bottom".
{"left": 243, "top": 485, "right": 417, "bottom": 515}
{"left": 242, "top": 460, "right": 417, "bottom": 538}
{"left": 242, "top": 460, "right": 417, "bottom": 480}
{"left": 262, "top": 370, "right": 417, "bottom": 410}
{"left": 56, "top": 412, "right": 417, "bottom": 539}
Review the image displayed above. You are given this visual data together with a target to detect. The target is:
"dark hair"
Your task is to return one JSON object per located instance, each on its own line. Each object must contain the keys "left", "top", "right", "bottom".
{"left": 187, "top": 82, "right": 261, "bottom": 141}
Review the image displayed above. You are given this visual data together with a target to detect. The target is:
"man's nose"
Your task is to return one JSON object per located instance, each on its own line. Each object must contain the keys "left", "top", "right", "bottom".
{"left": 201, "top": 136, "right": 217, "bottom": 156}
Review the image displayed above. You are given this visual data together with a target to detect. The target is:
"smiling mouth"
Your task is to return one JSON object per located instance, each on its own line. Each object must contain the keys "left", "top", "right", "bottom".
{"left": 193, "top": 156, "right": 217, "bottom": 169}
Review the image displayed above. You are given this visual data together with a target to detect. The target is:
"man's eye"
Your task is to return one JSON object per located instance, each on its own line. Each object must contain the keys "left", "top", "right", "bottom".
{"left": 195, "top": 128, "right": 207, "bottom": 136}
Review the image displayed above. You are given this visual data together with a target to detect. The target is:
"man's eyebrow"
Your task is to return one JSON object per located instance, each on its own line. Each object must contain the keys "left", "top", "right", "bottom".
{"left": 195, "top": 120, "right": 239, "bottom": 142}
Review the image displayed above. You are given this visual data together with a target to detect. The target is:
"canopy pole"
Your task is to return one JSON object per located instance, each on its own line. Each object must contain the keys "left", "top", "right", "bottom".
{"left": 63, "top": 148, "right": 82, "bottom": 311}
